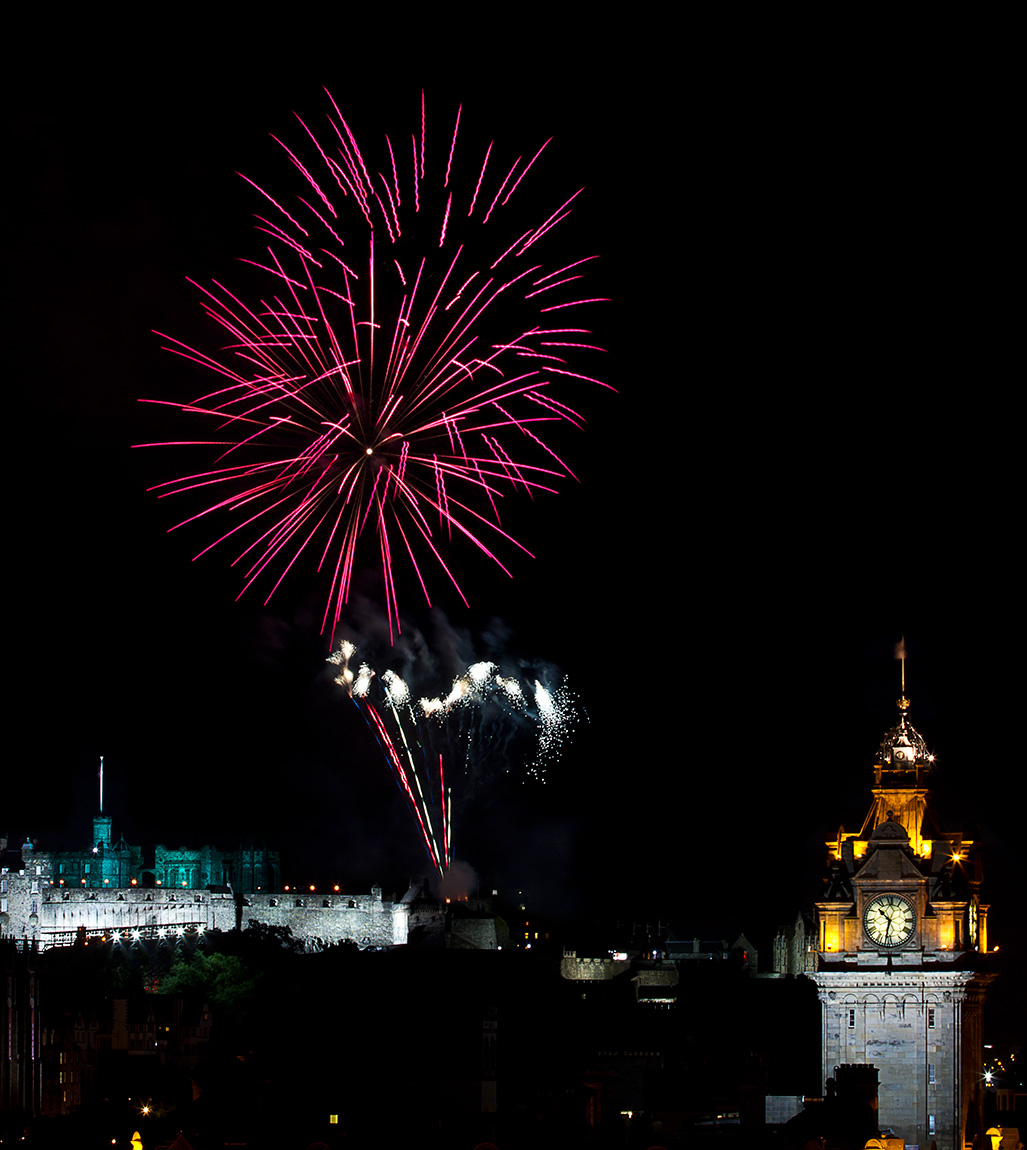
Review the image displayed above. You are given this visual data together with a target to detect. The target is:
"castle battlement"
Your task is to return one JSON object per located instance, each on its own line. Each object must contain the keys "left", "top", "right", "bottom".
{"left": 1, "top": 818, "right": 407, "bottom": 952}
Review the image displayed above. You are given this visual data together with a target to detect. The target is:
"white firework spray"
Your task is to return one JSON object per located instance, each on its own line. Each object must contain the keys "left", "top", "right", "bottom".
{"left": 328, "top": 638, "right": 578, "bottom": 871}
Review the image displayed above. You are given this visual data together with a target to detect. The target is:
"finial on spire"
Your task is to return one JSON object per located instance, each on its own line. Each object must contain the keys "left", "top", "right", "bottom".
{"left": 894, "top": 637, "right": 910, "bottom": 710}
{"left": 99, "top": 755, "right": 104, "bottom": 813}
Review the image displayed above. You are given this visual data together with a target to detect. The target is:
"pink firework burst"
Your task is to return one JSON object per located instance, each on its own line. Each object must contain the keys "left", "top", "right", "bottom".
{"left": 139, "top": 92, "right": 611, "bottom": 640}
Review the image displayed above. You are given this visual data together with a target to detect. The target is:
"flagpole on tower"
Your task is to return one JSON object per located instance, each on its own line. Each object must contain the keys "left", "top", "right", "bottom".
{"left": 895, "top": 636, "right": 909, "bottom": 710}
{"left": 99, "top": 756, "right": 104, "bottom": 814}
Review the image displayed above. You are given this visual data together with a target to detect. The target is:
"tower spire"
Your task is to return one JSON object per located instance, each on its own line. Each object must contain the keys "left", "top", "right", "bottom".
{"left": 99, "top": 755, "right": 104, "bottom": 813}
{"left": 894, "top": 636, "right": 909, "bottom": 710}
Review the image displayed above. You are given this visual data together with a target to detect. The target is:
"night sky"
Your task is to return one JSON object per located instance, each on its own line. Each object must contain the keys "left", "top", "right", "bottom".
{"left": 9, "top": 22, "right": 1020, "bottom": 973}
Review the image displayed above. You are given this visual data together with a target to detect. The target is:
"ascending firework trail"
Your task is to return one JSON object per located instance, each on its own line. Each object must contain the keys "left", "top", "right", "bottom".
{"left": 328, "top": 639, "right": 576, "bottom": 877}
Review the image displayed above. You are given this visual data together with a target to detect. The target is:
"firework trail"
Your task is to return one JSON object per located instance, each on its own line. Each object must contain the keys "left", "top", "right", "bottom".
{"left": 139, "top": 93, "right": 610, "bottom": 641}
{"left": 328, "top": 637, "right": 576, "bottom": 875}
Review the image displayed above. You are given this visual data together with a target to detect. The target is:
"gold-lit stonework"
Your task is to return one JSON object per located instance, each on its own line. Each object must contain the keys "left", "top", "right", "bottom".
{"left": 801, "top": 681, "right": 995, "bottom": 1149}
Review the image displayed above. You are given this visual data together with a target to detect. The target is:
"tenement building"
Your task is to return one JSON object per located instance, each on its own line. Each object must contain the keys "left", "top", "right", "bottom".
{"left": 805, "top": 687, "right": 995, "bottom": 1148}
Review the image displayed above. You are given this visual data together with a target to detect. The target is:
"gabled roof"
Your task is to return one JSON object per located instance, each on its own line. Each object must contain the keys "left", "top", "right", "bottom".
{"left": 853, "top": 832, "right": 928, "bottom": 881}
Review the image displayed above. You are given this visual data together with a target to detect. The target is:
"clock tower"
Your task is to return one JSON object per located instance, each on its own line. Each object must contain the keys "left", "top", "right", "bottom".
{"left": 808, "top": 684, "right": 995, "bottom": 1148}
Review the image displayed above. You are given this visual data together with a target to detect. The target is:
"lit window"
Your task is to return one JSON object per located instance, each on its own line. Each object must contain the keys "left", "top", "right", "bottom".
{"left": 929, "top": 1063, "right": 936, "bottom": 1085}
{"left": 929, "top": 1114, "right": 936, "bottom": 1135}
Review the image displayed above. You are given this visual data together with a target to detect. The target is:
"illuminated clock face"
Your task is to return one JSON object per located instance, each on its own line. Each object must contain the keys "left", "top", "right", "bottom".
{"left": 863, "top": 894, "right": 917, "bottom": 948}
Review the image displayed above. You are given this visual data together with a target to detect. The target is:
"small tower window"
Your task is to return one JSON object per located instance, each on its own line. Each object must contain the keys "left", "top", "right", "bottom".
{"left": 847, "top": 1008, "right": 856, "bottom": 1029}
{"left": 928, "top": 1063, "right": 936, "bottom": 1085}
{"left": 928, "top": 1006, "right": 936, "bottom": 1029}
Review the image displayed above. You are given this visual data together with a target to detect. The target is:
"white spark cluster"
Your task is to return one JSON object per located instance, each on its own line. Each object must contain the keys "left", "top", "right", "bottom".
{"left": 382, "top": 670, "right": 410, "bottom": 706}
{"left": 327, "top": 639, "right": 578, "bottom": 785}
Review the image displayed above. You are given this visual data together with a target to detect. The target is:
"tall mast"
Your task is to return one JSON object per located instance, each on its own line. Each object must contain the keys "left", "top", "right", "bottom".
{"left": 895, "top": 636, "right": 908, "bottom": 707}
{"left": 99, "top": 755, "right": 104, "bottom": 813}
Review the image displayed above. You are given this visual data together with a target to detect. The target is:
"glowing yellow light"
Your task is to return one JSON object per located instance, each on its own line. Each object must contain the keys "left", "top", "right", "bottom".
{"left": 365, "top": 447, "right": 373, "bottom": 455}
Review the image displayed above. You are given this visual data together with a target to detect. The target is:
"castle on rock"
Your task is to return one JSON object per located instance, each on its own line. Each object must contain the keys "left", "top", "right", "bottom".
{"left": 1, "top": 808, "right": 408, "bottom": 951}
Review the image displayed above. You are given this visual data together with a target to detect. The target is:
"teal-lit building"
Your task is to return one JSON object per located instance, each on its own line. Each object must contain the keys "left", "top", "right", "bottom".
{"left": 37, "top": 814, "right": 142, "bottom": 890}
{"left": 26, "top": 811, "right": 279, "bottom": 894}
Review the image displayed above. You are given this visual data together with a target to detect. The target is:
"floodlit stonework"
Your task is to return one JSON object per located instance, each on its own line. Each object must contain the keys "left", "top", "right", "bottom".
{"left": 1, "top": 819, "right": 408, "bottom": 952}
{"left": 805, "top": 686, "right": 995, "bottom": 1148}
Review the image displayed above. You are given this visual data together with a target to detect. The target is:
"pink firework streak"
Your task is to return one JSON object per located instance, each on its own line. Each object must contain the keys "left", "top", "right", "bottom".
{"left": 330, "top": 641, "right": 450, "bottom": 876}
{"left": 365, "top": 701, "right": 448, "bottom": 876}
{"left": 139, "top": 92, "right": 611, "bottom": 640}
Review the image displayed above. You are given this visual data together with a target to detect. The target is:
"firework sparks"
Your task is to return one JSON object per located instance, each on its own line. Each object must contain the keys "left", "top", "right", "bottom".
{"left": 328, "top": 638, "right": 577, "bottom": 874}
{"left": 140, "top": 93, "right": 610, "bottom": 640}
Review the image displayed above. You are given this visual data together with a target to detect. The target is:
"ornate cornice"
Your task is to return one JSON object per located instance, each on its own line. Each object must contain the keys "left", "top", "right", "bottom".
{"left": 808, "top": 968, "right": 992, "bottom": 1001}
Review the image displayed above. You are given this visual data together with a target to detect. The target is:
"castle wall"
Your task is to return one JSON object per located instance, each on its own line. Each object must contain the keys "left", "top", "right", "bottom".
{"left": 240, "top": 892, "right": 408, "bottom": 949}
{"left": 9, "top": 884, "right": 238, "bottom": 946}
{"left": 560, "top": 951, "right": 632, "bottom": 981}
{"left": 2, "top": 866, "right": 407, "bottom": 951}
